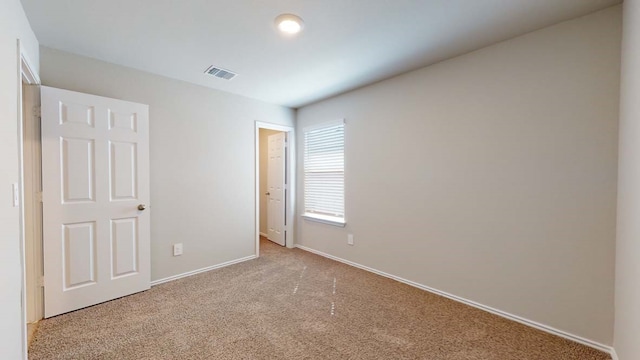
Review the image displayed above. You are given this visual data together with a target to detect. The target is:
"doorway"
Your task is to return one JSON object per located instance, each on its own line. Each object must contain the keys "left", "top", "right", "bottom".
{"left": 18, "top": 43, "right": 42, "bottom": 356}
{"left": 22, "top": 81, "right": 42, "bottom": 345}
{"left": 255, "top": 122, "right": 295, "bottom": 257}
{"left": 259, "top": 129, "right": 285, "bottom": 245}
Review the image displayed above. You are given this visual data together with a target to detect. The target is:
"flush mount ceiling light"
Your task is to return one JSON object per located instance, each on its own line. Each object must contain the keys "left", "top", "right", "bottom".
{"left": 275, "top": 14, "right": 304, "bottom": 35}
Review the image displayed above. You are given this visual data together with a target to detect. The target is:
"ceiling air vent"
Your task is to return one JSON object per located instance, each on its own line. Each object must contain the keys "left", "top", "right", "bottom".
{"left": 204, "top": 65, "right": 237, "bottom": 80}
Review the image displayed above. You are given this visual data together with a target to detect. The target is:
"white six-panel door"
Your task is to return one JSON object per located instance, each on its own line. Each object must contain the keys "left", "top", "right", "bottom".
{"left": 267, "top": 132, "right": 286, "bottom": 246}
{"left": 41, "top": 86, "right": 150, "bottom": 318}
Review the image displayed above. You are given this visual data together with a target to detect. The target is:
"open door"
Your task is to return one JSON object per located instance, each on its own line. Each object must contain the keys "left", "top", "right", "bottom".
{"left": 41, "top": 86, "right": 151, "bottom": 318}
{"left": 267, "top": 132, "right": 286, "bottom": 246}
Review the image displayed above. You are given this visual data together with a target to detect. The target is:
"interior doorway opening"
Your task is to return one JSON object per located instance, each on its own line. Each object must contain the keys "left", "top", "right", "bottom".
{"left": 18, "top": 42, "right": 42, "bottom": 357}
{"left": 22, "top": 80, "right": 42, "bottom": 347}
{"left": 259, "top": 129, "right": 285, "bottom": 245}
{"left": 255, "top": 122, "right": 295, "bottom": 257}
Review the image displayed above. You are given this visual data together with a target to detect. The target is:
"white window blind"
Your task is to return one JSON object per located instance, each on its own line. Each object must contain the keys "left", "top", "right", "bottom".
{"left": 304, "top": 121, "right": 345, "bottom": 222}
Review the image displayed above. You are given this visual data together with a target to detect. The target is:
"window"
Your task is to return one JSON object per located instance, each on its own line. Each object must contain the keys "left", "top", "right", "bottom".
{"left": 303, "top": 120, "right": 345, "bottom": 226}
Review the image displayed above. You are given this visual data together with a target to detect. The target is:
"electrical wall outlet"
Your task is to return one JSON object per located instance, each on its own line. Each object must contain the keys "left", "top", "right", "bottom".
{"left": 347, "top": 234, "right": 354, "bottom": 246}
{"left": 173, "top": 243, "right": 183, "bottom": 256}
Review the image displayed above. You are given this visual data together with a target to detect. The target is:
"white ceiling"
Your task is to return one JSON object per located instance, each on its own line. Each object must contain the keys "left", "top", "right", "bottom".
{"left": 21, "top": 0, "right": 620, "bottom": 108}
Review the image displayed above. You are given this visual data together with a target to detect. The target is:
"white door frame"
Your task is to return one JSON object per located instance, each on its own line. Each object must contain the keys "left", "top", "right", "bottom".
{"left": 21, "top": 69, "right": 42, "bottom": 324}
{"left": 17, "top": 39, "right": 41, "bottom": 360}
{"left": 255, "top": 121, "right": 295, "bottom": 256}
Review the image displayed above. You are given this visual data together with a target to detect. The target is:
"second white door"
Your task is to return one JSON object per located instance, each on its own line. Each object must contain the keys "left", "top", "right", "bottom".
{"left": 267, "top": 132, "right": 286, "bottom": 246}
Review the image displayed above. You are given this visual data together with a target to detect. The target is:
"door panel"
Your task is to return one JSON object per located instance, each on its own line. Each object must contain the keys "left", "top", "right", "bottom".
{"left": 110, "top": 141, "right": 137, "bottom": 200}
{"left": 42, "top": 86, "right": 150, "bottom": 318}
{"left": 108, "top": 110, "right": 137, "bottom": 132}
{"left": 61, "top": 138, "right": 95, "bottom": 203}
{"left": 63, "top": 222, "right": 96, "bottom": 289}
{"left": 111, "top": 217, "right": 138, "bottom": 278}
{"left": 267, "top": 132, "right": 286, "bottom": 246}
{"left": 60, "top": 102, "right": 94, "bottom": 127}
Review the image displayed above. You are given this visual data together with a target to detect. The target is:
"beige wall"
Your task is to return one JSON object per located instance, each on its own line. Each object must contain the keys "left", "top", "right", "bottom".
{"left": 40, "top": 47, "right": 295, "bottom": 281}
{"left": 259, "top": 129, "right": 282, "bottom": 235}
{"left": 614, "top": 1, "right": 640, "bottom": 359}
{"left": 0, "top": 0, "right": 39, "bottom": 358}
{"left": 296, "top": 6, "right": 621, "bottom": 346}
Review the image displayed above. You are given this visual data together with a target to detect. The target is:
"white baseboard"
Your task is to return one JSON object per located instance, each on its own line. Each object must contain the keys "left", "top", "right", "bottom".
{"left": 294, "top": 244, "right": 615, "bottom": 357}
{"left": 610, "top": 348, "right": 619, "bottom": 360}
{"left": 150, "top": 255, "right": 257, "bottom": 286}
{"left": 260, "top": 232, "right": 268, "bottom": 238}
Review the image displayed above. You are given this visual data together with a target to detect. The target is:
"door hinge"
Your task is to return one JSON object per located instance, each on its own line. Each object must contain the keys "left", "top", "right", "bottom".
{"left": 38, "top": 276, "right": 44, "bottom": 288}
{"left": 36, "top": 192, "right": 43, "bottom": 203}
{"left": 33, "top": 105, "right": 41, "bottom": 118}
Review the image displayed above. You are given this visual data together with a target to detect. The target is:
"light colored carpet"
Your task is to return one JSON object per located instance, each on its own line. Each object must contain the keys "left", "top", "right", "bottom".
{"left": 29, "top": 237, "right": 610, "bottom": 360}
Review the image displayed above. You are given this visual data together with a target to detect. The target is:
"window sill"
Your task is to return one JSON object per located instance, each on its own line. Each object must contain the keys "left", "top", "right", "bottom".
{"left": 302, "top": 213, "right": 346, "bottom": 227}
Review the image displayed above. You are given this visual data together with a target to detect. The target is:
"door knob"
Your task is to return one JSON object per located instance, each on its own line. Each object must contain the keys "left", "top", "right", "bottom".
{"left": 265, "top": 192, "right": 270, "bottom": 196}
{"left": 138, "top": 204, "right": 146, "bottom": 211}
